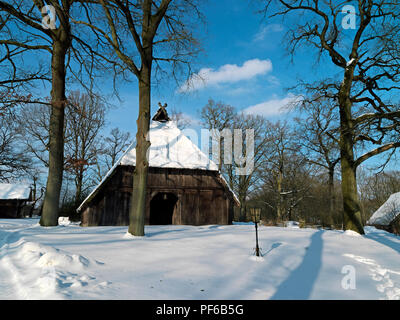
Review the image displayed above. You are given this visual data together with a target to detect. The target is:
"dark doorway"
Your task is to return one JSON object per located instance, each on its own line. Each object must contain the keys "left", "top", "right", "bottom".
{"left": 149, "top": 192, "right": 178, "bottom": 225}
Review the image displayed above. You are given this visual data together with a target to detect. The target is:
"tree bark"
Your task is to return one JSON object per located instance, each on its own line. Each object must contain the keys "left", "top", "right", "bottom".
{"left": 326, "top": 166, "right": 335, "bottom": 227}
{"left": 40, "top": 38, "right": 68, "bottom": 227}
{"left": 238, "top": 189, "right": 247, "bottom": 222}
{"left": 128, "top": 64, "right": 151, "bottom": 236}
{"left": 338, "top": 69, "right": 365, "bottom": 234}
{"left": 75, "top": 171, "right": 83, "bottom": 207}
{"left": 276, "top": 169, "right": 283, "bottom": 222}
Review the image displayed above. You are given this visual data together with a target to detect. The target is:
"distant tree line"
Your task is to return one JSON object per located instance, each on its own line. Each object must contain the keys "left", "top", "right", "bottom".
{"left": 1, "top": 0, "right": 400, "bottom": 237}
{"left": 200, "top": 98, "right": 400, "bottom": 229}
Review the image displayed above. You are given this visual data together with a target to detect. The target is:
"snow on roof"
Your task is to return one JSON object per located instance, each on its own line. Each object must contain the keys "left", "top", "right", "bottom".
{"left": 120, "top": 121, "right": 218, "bottom": 170}
{"left": 0, "top": 183, "right": 31, "bottom": 200}
{"left": 368, "top": 192, "right": 400, "bottom": 226}
{"left": 77, "top": 121, "right": 233, "bottom": 212}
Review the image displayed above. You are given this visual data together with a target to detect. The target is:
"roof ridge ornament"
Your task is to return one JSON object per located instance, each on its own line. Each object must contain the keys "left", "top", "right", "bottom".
{"left": 152, "top": 102, "right": 170, "bottom": 122}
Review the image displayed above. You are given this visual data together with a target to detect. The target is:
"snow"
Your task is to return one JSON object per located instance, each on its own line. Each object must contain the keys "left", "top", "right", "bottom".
{"left": 368, "top": 192, "right": 400, "bottom": 226}
{"left": 0, "top": 183, "right": 30, "bottom": 200}
{"left": 347, "top": 58, "right": 355, "bottom": 67}
{"left": 344, "top": 230, "right": 362, "bottom": 237}
{"left": 285, "top": 221, "right": 300, "bottom": 228}
{"left": 1, "top": 219, "right": 400, "bottom": 300}
{"left": 58, "top": 217, "right": 71, "bottom": 226}
{"left": 121, "top": 121, "right": 218, "bottom": 171}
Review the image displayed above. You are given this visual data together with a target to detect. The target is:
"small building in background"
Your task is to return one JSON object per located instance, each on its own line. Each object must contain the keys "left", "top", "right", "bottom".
{"left": 0, "top": 183, "right": 32, "bottom": 218}
{"left": 367, "top": 192, "right": 400, "bottom": 235}
{"left": 77, "top": 106, "right": 239, "bottom": 226}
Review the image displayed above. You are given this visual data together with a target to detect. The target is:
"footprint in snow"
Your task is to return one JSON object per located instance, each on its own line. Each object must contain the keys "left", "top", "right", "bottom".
{"left": 344, "top": 253, "right": 400, "bottom": 300}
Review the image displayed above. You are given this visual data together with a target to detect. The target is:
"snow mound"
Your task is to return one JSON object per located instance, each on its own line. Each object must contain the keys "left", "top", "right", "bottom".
{"left": 17, "top": 242, "right": 90, "bottom": 269}
{"left": 249, "top": 255, "right": 264, "bottom": 262}
{"left": 0, "top": 239, "right": 105, "bottom": 299}
{"left": 343, "top": 230, "right": 362, "bottom": 237}
{"left": 58, "top": 217, "right": 71, "bottom": 226}
{"left": 123, "top": 232, "right": 143, "bottom": 240}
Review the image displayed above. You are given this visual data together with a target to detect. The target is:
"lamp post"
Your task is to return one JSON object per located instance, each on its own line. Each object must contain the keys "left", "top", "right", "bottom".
{"left": 250, "top": 208, "right": 261, "bottom": 257}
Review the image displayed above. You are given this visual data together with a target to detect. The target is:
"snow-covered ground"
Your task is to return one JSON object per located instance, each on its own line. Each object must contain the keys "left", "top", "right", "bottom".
{"left": 1, "top": 218, "right": 400, "bottom": 300}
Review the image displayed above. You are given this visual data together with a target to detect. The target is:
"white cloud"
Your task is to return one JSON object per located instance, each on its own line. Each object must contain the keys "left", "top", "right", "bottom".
{"left": 253, "top": 24, "right": 284, "bottom": 42}
{"left": 179, "top": 59, "right": 273, "bottom": 92}
{"left": 242, "top": 93, "right": 302, "bottom": 117}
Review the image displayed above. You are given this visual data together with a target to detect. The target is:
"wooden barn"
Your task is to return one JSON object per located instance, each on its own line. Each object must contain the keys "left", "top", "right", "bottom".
{"left": 0, "top": 183, "right": 32, "bottom": 218}
{"left": 77, "top": 108, "right": 239, "bottom": 226}
{"left": 368, "top": 192, "right": 400, "bottom": 235}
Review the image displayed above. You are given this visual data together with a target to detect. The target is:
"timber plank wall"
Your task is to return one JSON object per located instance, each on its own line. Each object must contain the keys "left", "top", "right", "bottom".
{"left": 0, "top": 199, "right": 25, "bottom": 218}
{"left": 81, "top": 166, "right": 236, "bottom": 226}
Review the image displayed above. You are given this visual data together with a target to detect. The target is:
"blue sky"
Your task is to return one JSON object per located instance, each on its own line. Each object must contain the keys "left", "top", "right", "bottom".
{"left": 25, "top": 0, "right": 398, "bottom": 172}
{"left": 104, "top": 0, "right": 338, "bottom": 136}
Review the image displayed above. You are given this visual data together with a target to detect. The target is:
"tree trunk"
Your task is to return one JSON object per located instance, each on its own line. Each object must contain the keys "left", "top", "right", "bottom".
{"left": 326, "top": 166, "right": 335, "bottom": 227}
{"left": 238, "top": 193, "right": 246, "bottom": 221}
{"left": 40, "top": 39, "right": 68, "bottom": 227}
{"left": 338, "top": 71, "right": 365, "bottom": 234}
{"left": 75, "top": 171, "right": 83, "bottom": 207}
{"left": 276, "top": 169, "right": 283, "bottom": 222}
{"left": 128, "top": 64, "right": 151, "bottom": 236}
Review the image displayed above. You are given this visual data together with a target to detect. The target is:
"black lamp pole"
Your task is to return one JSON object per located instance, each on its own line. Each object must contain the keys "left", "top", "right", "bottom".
{"left": 251, "top": 208, "right": 261, "bottom": 257}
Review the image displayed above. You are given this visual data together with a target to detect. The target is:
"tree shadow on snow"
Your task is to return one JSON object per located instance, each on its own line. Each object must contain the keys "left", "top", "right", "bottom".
{"left": 366, "top": 232, "right": 400, "bottom": 256}
{"left": 271, "top": 230, "right": 324, "bottom": 300}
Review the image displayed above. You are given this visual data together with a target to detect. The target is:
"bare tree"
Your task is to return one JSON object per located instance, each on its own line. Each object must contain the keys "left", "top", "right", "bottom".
{"left": 0, "top": 11, "right": 50, "bottom": 114}
{"left": 169, "top": 108, "right": 191, "bottom": 130}
{"left": 103, "top": 127, "right": 131, "bottom": 170}
{"left": 0, "top": 111, "right": 31, "bottom": 181}
{"left": 200, "top": 100, "right": 271, "bottom": 221}
{"left": 19, "top": 104, "right": 51, "bottom": 167}
{"left": 19, "top": 91, "right": 106, "bottom": 207}
{"left": 64, "top": 90, "right": 106, "bottom": 206}
{"left": 200, "top": 99, "right": 236, "bottom": 172}
{"left": 0, "top": 0, "right": 101, "bottom": 226}
{"left": 295, "top": 96, "right": 340, "bottom": 226}
{"left": 256, "top": 128, "right": 314, "bottom": 224}
{"left": 76, "top": 0, "right": 203, "bottom": 236}
{"left": 262, "top": 0, "right": 400, "bottom": 234}
{"left": 230, "top": 113, "right": 271, "bottom": 221}
{"left": 93, "top": 127, "right": 132, "bottom": 183}
{"left": 260, "top": 121, "right": 296, "bottom": 222}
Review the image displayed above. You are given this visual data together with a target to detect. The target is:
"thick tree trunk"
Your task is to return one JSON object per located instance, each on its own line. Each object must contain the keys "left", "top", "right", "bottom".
{"left": 40, "top": 39, "right": 68, "bottom": 227}
{"left": 238, "top": 192, "right": 247, "bottom": 222}
{"left": 128, "top": 65, "right": 151, "bottom": 236}
{"left": 338, "top": 71, "right": 365, "bottom": 234}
